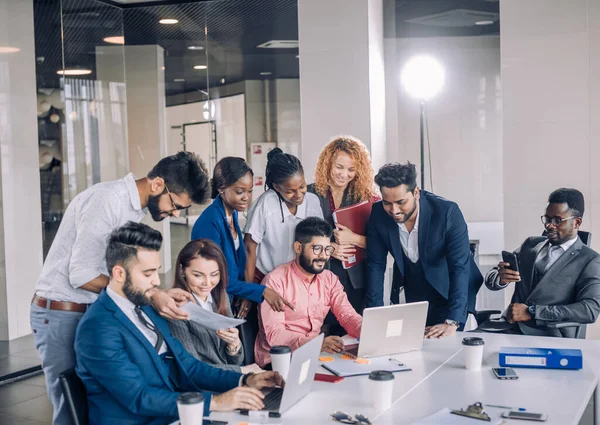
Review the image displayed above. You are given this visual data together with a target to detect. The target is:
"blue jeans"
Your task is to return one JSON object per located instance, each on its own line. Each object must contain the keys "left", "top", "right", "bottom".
{"left": 30, "top": 303, "right": 84, "bottom": 425}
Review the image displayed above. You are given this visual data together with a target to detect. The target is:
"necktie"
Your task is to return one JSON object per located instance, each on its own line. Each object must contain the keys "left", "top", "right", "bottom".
{"left": 533, "top": 245, "right": 561, "bottom": 286}
{"left": 134, "top": 306, "right": 164, "bottom": 352}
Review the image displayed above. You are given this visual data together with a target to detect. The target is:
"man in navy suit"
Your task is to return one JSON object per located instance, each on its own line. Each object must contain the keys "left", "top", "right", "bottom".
{"left": 75, "top": 222, "right": 283, "bottom": 425}
{"left": 366, "top": 162, "right": 483, "bottom": 338}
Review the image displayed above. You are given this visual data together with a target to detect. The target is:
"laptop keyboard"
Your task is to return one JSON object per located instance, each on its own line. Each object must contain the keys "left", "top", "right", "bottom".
{"left": 262, "top": 388, "right": 284, "bottom": 411}
{"left": 345, "top": 345, "right": 359, "bottom": 356}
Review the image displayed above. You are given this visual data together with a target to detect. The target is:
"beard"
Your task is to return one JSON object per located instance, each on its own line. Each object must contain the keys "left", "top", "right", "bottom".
{"left": 299, "top": 252, "right": 328, "bottom": 275}
{"left": 147, "top": 194, "right": 167, "bottom": 221}
{"left": 392, "top": 201, "right": 417, "bottom": 224}
{"left": 122, "top": 272, "right": 152, "bottom": 306}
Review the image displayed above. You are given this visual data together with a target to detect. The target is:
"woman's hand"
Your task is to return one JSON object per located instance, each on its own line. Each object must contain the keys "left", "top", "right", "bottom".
{"left": 263, "top": 288, "right": 295, "bottom": 312}
{"left": 333, "top": 224, "right": 358, "bottom": 246}
{"left": 217, "top": 327, "right": 241, "bottom": 351}
{"left": 236, "top": 299, "right": 253, "bottom": 319}
{"left": 330, "top": 242, "right": 356, "bottom": 262}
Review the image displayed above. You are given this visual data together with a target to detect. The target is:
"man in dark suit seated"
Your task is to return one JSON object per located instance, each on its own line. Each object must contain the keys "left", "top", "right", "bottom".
{"left": 75, "top": 222, "right": 283, "bottom": 425}
{"left": 481, "top": 188, "right": 600, "bottom": 337}
{"left": 366, "top": 162, "right": 483, "bottom": 339}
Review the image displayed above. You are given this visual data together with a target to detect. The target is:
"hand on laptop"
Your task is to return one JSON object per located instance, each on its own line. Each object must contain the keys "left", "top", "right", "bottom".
{"left": 246, "top": 371, "right": 285, "bottom": 389}
{"left": 322, "top": 336, "right": 344, "bottom": 353}
{"left": 210, "top": 387, "right": 265, "bottom": 411}
{"left": 424, "top": 323, "right": 457, "bottom": 339}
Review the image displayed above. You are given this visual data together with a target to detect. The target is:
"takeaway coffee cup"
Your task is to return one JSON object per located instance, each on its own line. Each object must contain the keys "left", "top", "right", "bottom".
{"left": 365, "top": 370, "right": 395, "bottom": 411}
{"left": 177, "top": 392, "right": 204, "bottom": 425}
{"left": 462, "top": 337, "right": 485, "bottom": 370}
{"left": 270, "top": 345, "right": 292, "bottom": 380}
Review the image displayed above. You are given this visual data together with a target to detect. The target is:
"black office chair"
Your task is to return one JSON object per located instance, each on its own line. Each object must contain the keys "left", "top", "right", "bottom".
{"left": 58, "top": 368, "right": 88, "bottom": 425}
{"left": 474, "top": 230, "right": 592, "bottom": 339}
{"left": 238, "top": 306, "right": 259, "bottom": 365}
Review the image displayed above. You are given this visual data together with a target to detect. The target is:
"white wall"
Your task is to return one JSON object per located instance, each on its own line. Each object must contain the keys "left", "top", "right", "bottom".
{"left": 387, "top": 36, "right": 503, "bottom": 255}
{"left": 0, "top": 0, "right": 44, "bottom": 339}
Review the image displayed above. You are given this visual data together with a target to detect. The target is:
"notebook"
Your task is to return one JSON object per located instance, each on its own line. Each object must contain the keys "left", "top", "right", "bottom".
{"left": 321, "top": 356, "right": 410, "bottom": 377}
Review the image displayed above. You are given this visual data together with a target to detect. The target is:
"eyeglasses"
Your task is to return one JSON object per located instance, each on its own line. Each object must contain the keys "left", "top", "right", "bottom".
{"left": 164, "top": 184, "right": 192, "bottom": 213}
{"left": 308, "top": 244, "right": 335, "bottom": 256}
{"left": 331, "top": 411, "right": 372, "bottom": 425}
{"left": 541, "top": 215, "right": 577, "bottom": 227}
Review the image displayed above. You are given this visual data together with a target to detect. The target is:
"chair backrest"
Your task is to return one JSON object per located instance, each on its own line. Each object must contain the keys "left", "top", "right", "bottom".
{"left": 541, "top": 230, "right": 592, "bottom": 246}
{"left": 238, "top": 307, "right": 259, "bottom": 365}
{"left": 58, "top": 368, "right": 88, "bottom": 425}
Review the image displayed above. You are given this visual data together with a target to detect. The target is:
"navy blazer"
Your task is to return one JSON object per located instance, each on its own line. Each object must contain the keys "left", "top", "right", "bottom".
{"left": 365, "top": 191, "right": 483, "bottom": 323}
{"left": 191, "top": 197, "right": 265, "bottom": 303}
{"left": 74, "top": 290, "right": 242, "bottom": 425}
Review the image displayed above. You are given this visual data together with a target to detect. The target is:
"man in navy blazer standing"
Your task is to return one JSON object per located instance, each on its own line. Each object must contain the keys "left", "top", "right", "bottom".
{"left": 366, "top": 162, "right": 482, "bottom": 338}
{"left": 75, "top": 222, "right": 283, "bottom": 425}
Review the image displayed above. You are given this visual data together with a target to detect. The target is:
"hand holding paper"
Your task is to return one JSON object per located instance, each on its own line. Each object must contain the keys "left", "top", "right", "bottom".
{"left": 180, "top": 302, "right": 245, "bottom": 332}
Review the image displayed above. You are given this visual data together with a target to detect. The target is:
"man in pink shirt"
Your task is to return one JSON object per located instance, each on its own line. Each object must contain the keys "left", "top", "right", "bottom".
{"left": 255, "top": 217, "right": 362, "bottom": 367}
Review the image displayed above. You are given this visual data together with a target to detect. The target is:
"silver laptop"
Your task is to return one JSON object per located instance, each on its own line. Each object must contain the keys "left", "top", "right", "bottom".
{"left": 346, "top": 302, "right": 429, "bottom": 358}
{"left": 242, "top": 333, "right": 324, "bottom": 415}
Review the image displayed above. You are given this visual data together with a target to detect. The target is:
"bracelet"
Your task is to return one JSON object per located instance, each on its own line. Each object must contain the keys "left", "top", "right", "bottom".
{"left": 227, "top": 342, "right": 241, "bottom": 354}
{"left": 241, "top": 372, "right": 254, "bottom": 387}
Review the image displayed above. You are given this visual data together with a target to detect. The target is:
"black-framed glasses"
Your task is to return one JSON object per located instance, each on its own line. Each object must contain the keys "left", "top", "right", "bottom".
{"left": 164, "top": 184, "right": 192, "bottom": 213}
{"left": 541, "top": 215, "right": 577, "bottom": 227}
{"left": 308, "top": 244, "right": 335, "bottom": 256}
{"left": 331, "top": 411, "right": 371, "bottom": 425}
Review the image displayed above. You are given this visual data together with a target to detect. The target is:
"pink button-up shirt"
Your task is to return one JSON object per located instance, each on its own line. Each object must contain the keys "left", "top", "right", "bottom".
{"left": 254, "top": 260, "right": 362, "bottom": 367}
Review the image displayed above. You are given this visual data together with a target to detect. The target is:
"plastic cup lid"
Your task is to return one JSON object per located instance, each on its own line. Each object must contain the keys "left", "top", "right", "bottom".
{"left": 270, "top": 345, "right": 291, "bottom": 354}
{"left": 368, "top": 370, "right": 395, "bottom": 381}
{"left": 462, "top": 337, "right": 485, "bottom": 346}
{"left": 177, "top": 392, "right": 204, "bottom": 405}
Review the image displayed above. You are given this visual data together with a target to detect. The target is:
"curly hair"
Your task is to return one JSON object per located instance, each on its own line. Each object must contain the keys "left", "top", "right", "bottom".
{"left": 313, "top": 135, "right": 375, "bottom": 202}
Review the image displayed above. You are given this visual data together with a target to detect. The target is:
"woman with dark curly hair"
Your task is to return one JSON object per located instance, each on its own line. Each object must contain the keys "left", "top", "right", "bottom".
{"left": 308, "top": 136, "right": 379, "bottom": 330}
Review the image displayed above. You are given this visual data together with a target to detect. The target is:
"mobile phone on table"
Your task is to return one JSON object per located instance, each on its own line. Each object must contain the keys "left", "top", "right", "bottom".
{"left": 314, "top": 373, "right": 344, "bottom": 383}
{"left": 492, "top": 367, "right": 518, "bottom": 380}
{"left": 502, "top": 411, "right": 547, "bottom": 421}
{"left": 501, "top": 250, "right": 520, "bottom": 273}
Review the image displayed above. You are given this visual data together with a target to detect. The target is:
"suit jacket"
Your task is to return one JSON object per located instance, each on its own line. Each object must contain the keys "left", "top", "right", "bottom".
{"left": 365, "top": 191, "right": 483, "bottom": 324}
{"left": 75, "top": 290, "right": 242, "bottom": 425}
{"left": 191, "top": 196, "right": 265, "bottom": 303}
{"left": 307, "top": 183, "right": 366, "bottom": 290}
{"left": 485, "top": 236, "right": 600, "bottom": 337}
{"left": 167, "top": 298, "right": 244, "bottom": 372}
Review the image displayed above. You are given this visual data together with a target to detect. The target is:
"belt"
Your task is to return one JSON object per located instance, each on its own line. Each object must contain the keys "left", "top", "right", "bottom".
{"left": 32, "top": 295, "right": 89, "bottom": 313}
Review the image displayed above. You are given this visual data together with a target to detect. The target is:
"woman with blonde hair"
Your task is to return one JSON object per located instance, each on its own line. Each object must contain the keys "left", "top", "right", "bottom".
{"left": 308, "top": 136, "right": 378, "bottom": 332}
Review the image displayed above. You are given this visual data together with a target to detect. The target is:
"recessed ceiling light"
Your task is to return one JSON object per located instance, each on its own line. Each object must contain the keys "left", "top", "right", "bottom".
{"left": 260, "top": 72, "right": 272, "bottom": 76}
{"left": 174, "top": 78, "right": 185, "bottom": 82}
{"left": 475, "top": 20, "right": 494, "bottom": 25}
{"left": 159, "top": 18, "right": 179, "bottom": 25}
{"left": 188, "top": 46, "right": 204, "bottom": 51}
{"left": 57, "top": 68, "right": 92, "bottom": 76}
{"left": 0, "top": 47, "right": 20, "bottom": 53}
{"left": 103, "top": 36, "right": 124, "bottom": 45}
{"left": 220, "top": 78, "right": 226, "bottom": 84}
{"left": 193, "top": 65, "right": 208, "bottom": 70}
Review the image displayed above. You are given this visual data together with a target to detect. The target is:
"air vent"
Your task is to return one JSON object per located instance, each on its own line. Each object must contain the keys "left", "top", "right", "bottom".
{"left": 257, "top": 40, "right": 299, "bottom": 49}
{"left": 405, "top": 9, "right": 498, "bottom": 28}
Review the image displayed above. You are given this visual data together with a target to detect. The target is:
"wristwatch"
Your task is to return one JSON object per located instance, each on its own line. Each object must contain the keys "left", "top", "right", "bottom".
{"left": 444, "top": 319, "right": 460, "bottom": 328}
{"left": 527, "top": 305, "right": 536, "bottom": 318}
{"left": 241, "top": 372, "right": 254, "bottom": 387}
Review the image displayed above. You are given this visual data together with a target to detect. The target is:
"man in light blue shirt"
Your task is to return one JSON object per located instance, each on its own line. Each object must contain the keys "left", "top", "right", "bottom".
{"left": 31, "top": 152, "right": 209, "bottom": 425}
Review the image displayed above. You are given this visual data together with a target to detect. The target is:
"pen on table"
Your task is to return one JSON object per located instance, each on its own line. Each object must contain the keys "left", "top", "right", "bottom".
{"left": 484, "top": 404, "right": 526, "bottom": 411}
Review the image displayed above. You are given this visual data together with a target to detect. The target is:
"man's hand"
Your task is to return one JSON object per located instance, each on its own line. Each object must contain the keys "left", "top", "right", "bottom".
{"left": 498, "top": 262, "right": 521, "bottom": 285}
{"left": 333, "top": 224, "right": 358, "bottom": 246}
{"left": 150, "top": 289, "right": 192, "bottom": 320}
{"left": 322, "top": 336, "right": 344, "bottom": 353}
{"left": 210, "top": 387, "right": 265, "bottom": 411}
{"left": 330, "top": 242, "right": 356, "bottom": 262}
{"left": 424, "top": 323, "right": 457, "bottom": 339}
{"left": 507, "top": 303, "right": 532, "bottom": 323}
{"left": 246, "top": 371, "right": 285, "bottom": 389}
{"left": 263, "top": 288, "right": 295, "bottom": 313}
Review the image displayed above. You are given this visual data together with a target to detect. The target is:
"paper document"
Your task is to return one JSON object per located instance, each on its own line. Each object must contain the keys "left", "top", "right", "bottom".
{"left": 409, "top": 408, "right": 505, "bottom": 425}
{"left": 181, "top": 302, "right": 245, "bottom": 332}
{"left": 341, "top": 334, "right": 360, "bottom": 346}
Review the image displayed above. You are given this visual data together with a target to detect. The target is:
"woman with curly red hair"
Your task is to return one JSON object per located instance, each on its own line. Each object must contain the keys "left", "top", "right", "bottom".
{"left": 308, "top": 136, "right": 378, "bottom": 332}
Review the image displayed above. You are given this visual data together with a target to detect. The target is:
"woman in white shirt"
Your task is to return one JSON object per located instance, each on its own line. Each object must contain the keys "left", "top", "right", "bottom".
{"left": 167, "top": 239, "right": 261, "bottom": 373}
{"left": 240, "top": 148, "right": 323, "bottom": 318}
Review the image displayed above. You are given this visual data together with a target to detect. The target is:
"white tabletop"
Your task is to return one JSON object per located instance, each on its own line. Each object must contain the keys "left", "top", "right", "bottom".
{"left": 206, "top": 332, "right": 600, "bottom": 425}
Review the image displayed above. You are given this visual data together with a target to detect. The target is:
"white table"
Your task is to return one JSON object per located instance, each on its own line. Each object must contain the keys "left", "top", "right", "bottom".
{"left": 207, "top": 332, "right": 600, "bottom": 425}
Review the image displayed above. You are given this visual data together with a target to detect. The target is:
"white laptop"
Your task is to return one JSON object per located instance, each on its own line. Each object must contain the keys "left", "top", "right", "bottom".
{"left": 346, "top": 301, "right": 429, "bottom": 358}
{"left": 240, "top": 333, "right": 324, "bottom": 415}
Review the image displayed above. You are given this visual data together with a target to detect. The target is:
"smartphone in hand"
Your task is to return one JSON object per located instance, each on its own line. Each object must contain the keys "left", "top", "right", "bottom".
{"left": 502, "top": 250, "right": 520, "bottom": 273}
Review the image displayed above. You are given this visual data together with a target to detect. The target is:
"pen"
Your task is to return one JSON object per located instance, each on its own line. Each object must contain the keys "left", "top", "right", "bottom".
{"left": 484, "top": 404, "right": 526, "bottom": 411}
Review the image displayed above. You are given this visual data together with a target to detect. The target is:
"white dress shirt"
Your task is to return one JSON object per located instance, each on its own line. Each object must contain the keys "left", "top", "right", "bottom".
{"left": 537, "top": 236, "right": 578, "bottom": 271}
{"left": 398, "top": 209, "right": 420, "bottom": 264}
{"left": 35, "top": 173, "right": 147, "bottom": 304}
{"left": 245, "top": 189, "right": 323, "bottom": 275}
{"left": 192, "top": 292, "right": 214, "bottom": 312}
{"left": 106, "top": 286, "right": 167, "bottom": 355}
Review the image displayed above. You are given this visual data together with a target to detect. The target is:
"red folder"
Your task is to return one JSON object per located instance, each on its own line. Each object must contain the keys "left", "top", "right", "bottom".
{"left": 332, "top": 200, "right": 375, "bottom": 269}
